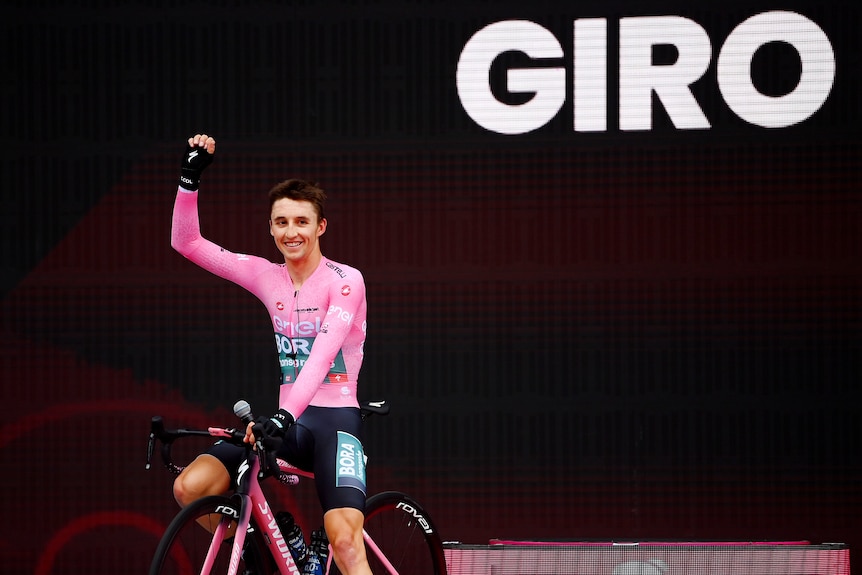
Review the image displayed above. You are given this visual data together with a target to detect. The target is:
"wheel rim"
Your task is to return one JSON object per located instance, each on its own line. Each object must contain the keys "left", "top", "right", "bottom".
{"left": 353, "top": 492, "right": 446, "bottom": 575}
{"left": 151, "top": 497, "right": 267, "bottom": 575}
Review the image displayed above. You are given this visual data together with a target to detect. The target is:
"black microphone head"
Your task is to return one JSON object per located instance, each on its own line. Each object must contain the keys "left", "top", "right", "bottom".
{"left": 233, "top": 399, "right": 252, "bottom": 421}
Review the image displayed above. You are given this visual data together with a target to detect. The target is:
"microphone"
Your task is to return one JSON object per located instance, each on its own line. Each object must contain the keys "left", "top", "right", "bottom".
{"left": 233, "top": 399, "right": 269, "bottom": 477}
{"left": 233, "top": 399, "right": 253, "bottom": 425}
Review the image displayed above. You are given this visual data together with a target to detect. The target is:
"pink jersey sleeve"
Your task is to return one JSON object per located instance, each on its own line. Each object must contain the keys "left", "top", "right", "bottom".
{"left": 278, "top": 274, "right": 366, "bottom": 418}
{"left": 171, "top": 187, "right": 209, "bottom": 257}
{"left": 171, "top": 187, "right": 272, "bottom": 287}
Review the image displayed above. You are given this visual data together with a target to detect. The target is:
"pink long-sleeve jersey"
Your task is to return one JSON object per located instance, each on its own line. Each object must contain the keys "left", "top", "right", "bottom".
{"left": 171, "top": 187, "right": 367, "bottom": 419}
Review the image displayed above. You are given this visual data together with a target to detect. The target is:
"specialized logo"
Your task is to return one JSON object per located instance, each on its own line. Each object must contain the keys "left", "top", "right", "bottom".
{"left": 456, "top": 11, "right": 835, "bottom": 134}
{"left": 341, "top": 285, "right": 351, "bottom": 296}
{"left": 187, "top": 150, "right": 199, "bottom": 162}
{"left": 237, "top": 459, "right": 251, "bottom": 489}
{"left": 335, "top": 431, "right": 366, "bottom": 493}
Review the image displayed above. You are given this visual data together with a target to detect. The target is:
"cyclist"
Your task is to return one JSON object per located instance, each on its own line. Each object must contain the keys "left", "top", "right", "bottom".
{"left": 170, "top": 134, "right": 372, "bottom": 575}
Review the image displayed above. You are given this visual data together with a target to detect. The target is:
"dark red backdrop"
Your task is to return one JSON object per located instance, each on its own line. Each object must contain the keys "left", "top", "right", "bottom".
{"left": 2, "top": 1, "right": 860, "bottom": 573}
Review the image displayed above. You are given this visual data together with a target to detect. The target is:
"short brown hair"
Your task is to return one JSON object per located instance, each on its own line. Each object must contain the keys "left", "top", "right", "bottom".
{"left": 268, "top": 179, "right": 327, "bottom": 221}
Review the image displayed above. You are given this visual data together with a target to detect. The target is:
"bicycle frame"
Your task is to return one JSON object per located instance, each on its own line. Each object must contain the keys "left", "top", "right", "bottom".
{"left": 146, "top": 398, "right": 438, "bottom": 575}
{"left": 177, "top": 426, "right": 402, "bottom": 575}
{"left": 236, "top": 454, "right": 300, "bottom": 575}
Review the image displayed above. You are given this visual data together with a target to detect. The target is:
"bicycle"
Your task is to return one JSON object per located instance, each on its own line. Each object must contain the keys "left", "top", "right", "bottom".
{"left": 146, "top": 399, "right": 447, "bottom": 575}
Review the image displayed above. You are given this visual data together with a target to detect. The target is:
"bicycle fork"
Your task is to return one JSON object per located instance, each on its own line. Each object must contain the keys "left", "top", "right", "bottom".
{"left": 227, "top": 494, "right": 254, "bottom": 575}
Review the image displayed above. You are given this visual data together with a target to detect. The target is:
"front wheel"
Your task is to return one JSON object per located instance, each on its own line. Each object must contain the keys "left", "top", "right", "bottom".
{"left": 149, "top": 495, "right": 269, "bottom": 575}
{"left": 330, "top": 490, "right": 447, "bottom": 575}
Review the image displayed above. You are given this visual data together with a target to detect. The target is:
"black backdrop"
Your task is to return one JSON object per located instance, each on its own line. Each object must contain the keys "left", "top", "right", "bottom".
{"left": 2, "top": 1, "right": 860, "bottom": 573}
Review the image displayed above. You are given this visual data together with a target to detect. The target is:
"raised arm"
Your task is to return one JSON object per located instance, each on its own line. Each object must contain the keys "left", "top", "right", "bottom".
{"left": 170, "top": 134, "right": 270, "bottom": 284}
{"left": 171, "top": 134, "right": 216, "bottom": 258}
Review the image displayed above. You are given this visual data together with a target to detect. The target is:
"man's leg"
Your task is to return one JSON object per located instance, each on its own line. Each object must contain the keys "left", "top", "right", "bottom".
{"left": 173, "top": 453, "right": 231, "bottom": 507}
{"left": 324, "top": 506, "right": 372, "bottom": 575}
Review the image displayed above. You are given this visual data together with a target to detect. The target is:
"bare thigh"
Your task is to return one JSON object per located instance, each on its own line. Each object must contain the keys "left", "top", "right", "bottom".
{"left": 173, "top": 453, "right": 231, "bottom": 507}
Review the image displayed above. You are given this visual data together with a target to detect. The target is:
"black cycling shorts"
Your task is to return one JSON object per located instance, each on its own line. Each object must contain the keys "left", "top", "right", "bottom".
{"left": 206, "top": 405, "right": 367, "bottom": 513}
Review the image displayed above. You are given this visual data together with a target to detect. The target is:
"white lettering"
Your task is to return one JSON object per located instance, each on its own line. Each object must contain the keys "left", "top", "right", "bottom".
{"left": 339, "top": 443, "right": 357, "bottom": 475}
{"left": 619, "top": 16, "right": 712, "bottom": 131}
{"left": 274, "top": 334, "right": 311, "bottom": 356}
{"left": 229, "top": 543, "right": 241, "bottom": 573}
{"left": 327, "top": 305, "right": 354, "bottom": 324}
{"left": 396, "top": 502, "right": 434, "bottom": 534}
{"left": 456, "top": 12, "right": 835, "bottom": 134}
{"left": 272, "top": 314, "right": 322, "bottom": 336}
{"left": 456, "top": 20, "right": 566, "bottom": 135}
{"left": 573, "top": 18, "right": 607, "bottom": 132}
{"left": 215, "top": 505, "right": 239, "bottom": 520}
{"left": 717, "top": 11, "right": 835, "bottom": 128}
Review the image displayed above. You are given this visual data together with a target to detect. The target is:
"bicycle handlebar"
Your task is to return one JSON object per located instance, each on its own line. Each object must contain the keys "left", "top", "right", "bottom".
{"left": 146, "top": 399, "right": 390, "bottom": 484}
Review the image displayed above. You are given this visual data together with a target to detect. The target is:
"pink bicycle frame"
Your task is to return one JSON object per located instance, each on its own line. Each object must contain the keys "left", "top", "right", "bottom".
{"left": 194, "top": 427, "right": 402, "bottom": 575}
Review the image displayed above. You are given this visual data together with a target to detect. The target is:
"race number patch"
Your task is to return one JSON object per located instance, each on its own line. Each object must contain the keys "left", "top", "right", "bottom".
{"left": 335, "top": 431, "right": 366, "bottom": 494}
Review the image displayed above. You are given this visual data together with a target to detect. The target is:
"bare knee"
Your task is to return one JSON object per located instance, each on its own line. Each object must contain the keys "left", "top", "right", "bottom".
{"left": 172, "top": 454, "right": 230, "bottom": 507}
{"left": 325, "top": 507, "right": 369, "bottom": 574}
{"left": 329, "top": 528, "right": 363, "bottom": 561}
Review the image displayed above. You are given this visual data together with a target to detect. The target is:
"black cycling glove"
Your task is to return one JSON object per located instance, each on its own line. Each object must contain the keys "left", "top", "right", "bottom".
{"left": 267, "top": 409, "right": 295, "bottom": 435}
{"left": 179, "top": 143, "right": 214, "bottom": 191}
{"left": 253, "top": 408, "right": 294, "bottom": 441}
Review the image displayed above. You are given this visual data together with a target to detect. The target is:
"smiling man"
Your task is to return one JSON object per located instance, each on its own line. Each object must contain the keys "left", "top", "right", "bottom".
{"left": 170, "top": 134, "right": 371, "bottom": 575}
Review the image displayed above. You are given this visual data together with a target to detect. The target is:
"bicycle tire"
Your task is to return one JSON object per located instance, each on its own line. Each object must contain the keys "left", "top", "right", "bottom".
{"left": 330, "top": 490, "right": 447, "bottom": 575}
{"left": 149, "top": 495, "right": 270, "bottom": 575}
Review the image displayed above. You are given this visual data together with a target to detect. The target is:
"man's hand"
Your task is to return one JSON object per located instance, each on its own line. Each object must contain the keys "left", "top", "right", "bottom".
{"left": 179, "top": 134, "right": 216, "bottom": 190}
{"left": 244, "top": 409, "right": 295, "bottom": 450}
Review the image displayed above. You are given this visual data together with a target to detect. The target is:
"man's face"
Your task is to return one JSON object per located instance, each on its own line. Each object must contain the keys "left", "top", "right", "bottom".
{"left": 269, "top": 198, "right": 326, "bottom": 264}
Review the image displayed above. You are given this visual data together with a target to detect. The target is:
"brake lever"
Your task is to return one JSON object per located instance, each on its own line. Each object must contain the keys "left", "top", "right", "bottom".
{"left": 257, "top": 444, "right": 269, "bottom": 479}
{"left": 146, "top": 416, "right": 165, "bottom": 470}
